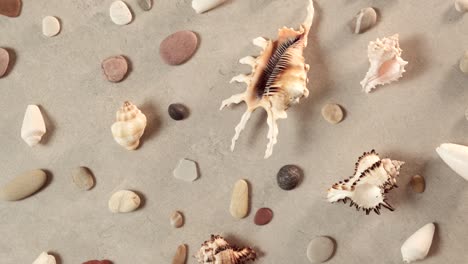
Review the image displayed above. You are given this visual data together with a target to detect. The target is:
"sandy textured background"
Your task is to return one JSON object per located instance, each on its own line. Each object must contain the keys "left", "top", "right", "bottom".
{"left": 1, "top": 0, "right": 468, "bottom": 263}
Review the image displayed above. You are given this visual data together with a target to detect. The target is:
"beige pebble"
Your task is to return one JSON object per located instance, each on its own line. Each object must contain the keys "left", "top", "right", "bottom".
{"left": 42, "top": 16, "right": 61, "bottom": 37}
{"left": 460, "top": 51, "right": 468, "bottom": 73}
{"left": 229, "top": 179, "right": 249, "bottom": 219}
{"left": 108, "top": 190, "right": 141, "bottom": 213}
{"left": 172, "top": 244, "right": 187, "bottom": 264}
{"left": 170, "top": 211, "right": 184, "bottom": 228}
{"left": 0, "top": 169, "right": 47, "bottom": 201}
{"left": 321, "top": 103, "right": 344, "bottom": 124}
{"left": 411, "top": 175, "right": 425, "bottom": 193}
{"left": 71, "top": 166, "right": 95, "bottom": 190}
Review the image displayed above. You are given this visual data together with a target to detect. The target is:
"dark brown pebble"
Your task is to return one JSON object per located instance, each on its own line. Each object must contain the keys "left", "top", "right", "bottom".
{"left": 159, "top": 30, "right": 198, "bottom": 65}
{"left": 277, "top": 165, "right": 303, "bottom": 190}
{"left": 168, "top": 103, "right": 189, "bottom": 120}
{"left": 101, "top": 55, "right": 128, "bottom": 82}
{"left": 254, "top": 208, "right": 273, "bottom": 225}
{"left": 83, "top": 261, "right": 112, "bottom": 264}
{"left": 0, "top": 48, "right": 9, "bottom": 78}
{"left": 0, "top": 0, "right": 21, "bottom": 17}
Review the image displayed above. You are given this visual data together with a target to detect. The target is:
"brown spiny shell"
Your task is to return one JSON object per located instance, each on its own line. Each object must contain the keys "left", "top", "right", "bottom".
{"left": 195, "top": 235, "right": 257, "bottom": 264}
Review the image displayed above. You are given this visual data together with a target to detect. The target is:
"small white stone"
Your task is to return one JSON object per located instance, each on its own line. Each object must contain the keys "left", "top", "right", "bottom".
{"left": 109, "top": 0, "right": 132, "bottom": 25}
{"left": 192, "top": 0, "right": 227, "bottom": 14}
{"left": 32, "top": 252, "right": 56, "bottom": 264}
{"left": 42, "top": 16, "right": 61, "bottom": 37}
{"left": 173, "top": 159, "right": 198, "bottom": 182}
{"left": 455, "top": 0, "right": 468, "bottom": 12}
{"left": 108, "top": 190, "right": 141, "bottom": 213}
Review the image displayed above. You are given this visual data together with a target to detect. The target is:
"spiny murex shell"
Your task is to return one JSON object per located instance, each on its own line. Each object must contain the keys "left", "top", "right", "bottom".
{"left": 327, "top": 150, "right": 404, "bottom": 215}
{"left": 220, "top": 0, "right": 314, "bottom": 159}
{"left": 111, "top": 101, "right": 147, "bottom": 150}
{"left": 195, "top": 235, "right": 257, "bottom": 264}
{"left": 360, "top": 34, "right": 408, "bottom": 93}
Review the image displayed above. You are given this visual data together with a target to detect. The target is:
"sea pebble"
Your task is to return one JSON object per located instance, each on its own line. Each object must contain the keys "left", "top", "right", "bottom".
{"left": 109, "top": 0, "right": 132, "bottom": 25}
{"left": 192, "top": 0, "right": 227, "bottom": 14}
{"left": 351, "top": 7, "right": 377, "bottom": 34}
{"left": 410, "top": 175, "right": 425, "bottom": 193}
{"left": 72, "top": 166, "right": 95, "bottom": 191}
{"left": 277, "top": 165, "right": 303, "bottom": 190}
{"left": 83, "top": 261, "right": 112, "bottom": 264}
{"left": 173, "top": 159, "right": 198, "bottom": 182}
{"left": 101, "top": 55, "right": 128, "bottom": 82}
{"left": 172, "top": 244, "right": 187, "bottom": 264}
{"left": 32, "top": 252, "right": 56, "bottom": 264}
{"left": 306, "top": 236, "right": 335, "bottom": 263}
{"left": 459, "top": 51, "right": 468, "bottom": 73}
{"left": 108, "top": 190, "right": 141, "bottom": 213}
{"left": 254, "top": 208, "right": 273, "bottom": 226}
{"left": 229, "top": 179, "right": 249, "bottom": 219}
{"left": 168, "top": 103, "right": 189, "bottom": 120}
{"left": 138, "top": 0, "right": 152, "bottom": 11}
{"left": 159, "top": 31, "right": 198, "bottom": 65}
{"left": 0, "top": 169, "right": 47, "bottom": 201}
{"left": 42, "top": 16, "right": 61, "bottom": 37}
{"left": 0, "top": 48, "right": 9, "bottom": 78}
{"left": 170, "top": 211, "right": 184, "bottom": 228}
{"left": 321, "top": 103, "right": 344, "bottom": 124}
{"left": 0, "top": 0, "right": 21, "bottom": 17}
{"left": 455, "top": 0, "right": 468, "bottom": 12}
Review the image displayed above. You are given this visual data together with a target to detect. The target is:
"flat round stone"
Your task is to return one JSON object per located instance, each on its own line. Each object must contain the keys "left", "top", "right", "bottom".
{"left": 109, "top": 0, "right": 132, "bottom": 25}
{"left": 138, "top": 0, "right": 152, "bottom": 11}
{"left": 307, "top": 236, "right": 335, "bottom": 263}
{"left": 42, "top": 16, "right": 61, "bottom": 37}
{"left": 101, "top": 55, "right": 128, "bottom": 82}
{"left": 321, "top": 103, "right": 344, "bottom": 124}
{"left": 230, "top": 179, "right": 249, "bottom": 219}
{"left": 277, "top": 165, "right": 303, "bottom": 190}
{"left": 254, "top": 208, "right": 273, "bottom": 225}
{"left": 168, "top": 103, "right": 189, "bottom": 120}
{"left": 0, "top": 169, "right": 47, "bottom": 201}
{"left": 0, "top": 0, "right": 21, "bottom": 17}
{"left": 159, "top": 31, "right": 198, "bottom": 65}
{"left": 173, "top": 159, "right": 198, "bottom": 182}
{"left": 170, "top": 211, "right": 184, "bottom": 228}
{"left": 108, "top": 190, "right": 141, "bottom": 213}
{"left": 83, "top": 261, "right": 112, "bottom": 264}
{"left": 0, "top": 48, "right": 9, "bottom": 78}
{"left": 410, "top": 175, "right": 425, "bottom": 193}
{"left": 172, "top": 244, "right": 187, "bottom": 264}
{"left": 71, "top": 166, "right": 95, "bottom": 191}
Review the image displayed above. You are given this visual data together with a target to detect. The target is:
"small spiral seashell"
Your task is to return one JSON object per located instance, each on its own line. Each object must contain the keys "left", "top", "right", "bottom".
{"left": 111, "top": 101, "right": 147, "bottom": 150}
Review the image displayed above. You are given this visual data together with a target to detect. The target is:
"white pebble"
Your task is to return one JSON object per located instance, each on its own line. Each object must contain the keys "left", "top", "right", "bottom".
{"left": 173, "top": 159, "right": 198, "bottom": 182}
{"left": 42, "top": 16, "right": 60, "bottom": 37}
{"left": 32, "top": 252, "right": 56, "bottom": 264}
{"left": 110, "top": 0, "right": 132, "bottom": 25}
{"left": 108, "top": 190, "right": 141, "bottom": 213}
{"left": 192, "top": 0, "right": 227, "bottom": 14}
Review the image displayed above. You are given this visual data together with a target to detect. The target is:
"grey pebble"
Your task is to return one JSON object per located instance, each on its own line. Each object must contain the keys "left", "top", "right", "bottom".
{"left": 306, "top": 236, "right": 335, "bottom": 263}
{"left": 277, "top": 165, "right": 303, "bottom": 190}
{"left": 72, "top": 166, "right": 95, "bottom": 191}
{"left": 0, "top": 169, "right": 47, "bottom": 201}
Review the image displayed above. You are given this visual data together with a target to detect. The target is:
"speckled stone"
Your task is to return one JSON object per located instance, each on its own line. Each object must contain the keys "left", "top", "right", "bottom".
{"left": 254, "top": 208, "right": 273, "bottom": 226}
{"left": 306, "top": 236, "right": 335, "bottom": 263}
{"left": 350, "top": 7, "right": 377, "bottom": 34}
{"left": 172, "top": 244, "right": 187, "bottom": 264}
{"left": 101, "top": 55, "right": 128, "bottom": 82}
{"left": 0, "top": 0, "right": 21, "bottom": 17}
{"left": 168, "top": 103, "right": 189, "bottom": 120}
{"left": 108, "top": 190, "right": 141, "bottom": 213}
{"left": 173, "top": 159, "right": 198, "bottom": 182}
{"left": 230, "top": 179, "right": 249, "bottom": 219}
{"left": 0, "top": 169, "right": 47, "bottom": 201}
{"left": 71, "top": 166, "right": 95, "bottom": 191}
{"left": 321, "top": 103, "right": 344, "bottom": 124}
{"left": 83, "top": 261, "right": 112, "bottom": 264}
{"left": 277, "top": 165, "right": 303, "bottom": 190}
{"left": 138, "top": 0, "right": 152, "bottom": 11}
{"left": 170, "top": 211, "right": 184, "bottom": 228}
{"left": 0, "top": 48, "right": 9, "bottom": 78}
{"left": 411, "top": 175, "right": 425, "bottom": 193}
{"left": 159, "top": 31, "right": 198, "bottom": 65}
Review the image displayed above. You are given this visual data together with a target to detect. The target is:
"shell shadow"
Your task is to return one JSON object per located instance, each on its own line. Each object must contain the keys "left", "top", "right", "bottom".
{"left": 38, "top": 105, "right": 56, "bottom": 145}
{"left": 49, "top": 252, "right": 62, "bottom": 264}
{"left": 442, "top": 4, "right": 464, "bottom": 24}
{"left": 139, "top": 101, "right": 161, "bottom": 148}
{"left": 133, "top": 190, "right": 146, "bottom": 210}
{"left": 399, "top": 34, "right": 429, "bottom": 83}
{"left": 2, "top": 48, "right": 16, "bottom": 77}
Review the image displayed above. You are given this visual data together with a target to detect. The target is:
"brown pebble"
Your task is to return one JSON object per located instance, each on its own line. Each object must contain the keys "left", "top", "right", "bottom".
{"left": 170, "top": 211, "right": 184, "bottom": 228}
{"left": 83, "top": 261, "right": 112, "bottom": 264}
{"left": 159, "top": 31, "right": 198, "bottom": 65}
{"left": 254, "top": 207, "right": 273, "bottom": 225}
{"left": 71, "top": 166, "right": 95, "bottom": 191}
{"left": 411, "top": 175, "right": 425, "bottom": 193}
{"left": 168, "top": 103, "right": 189, "bottom": 120}
{"left": 0, "top": 0, "right": 21, "bottom": 17}
{"left": 0, "top": 48, "right": 9, "bottom": 78}
{"left": 101, "top": 55, "right": 128, "bottom": 82}
{"left": 321, "top": 103, "right": 344, "bottom": 124}
{"left": 172, "top": 244, "right": 187, "bottom": 264}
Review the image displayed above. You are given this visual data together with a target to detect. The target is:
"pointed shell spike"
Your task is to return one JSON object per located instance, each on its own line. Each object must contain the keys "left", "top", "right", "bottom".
{"left": 21, "top": 105, "right": 46, "bottom": 147}
{"left": 436, "top": 143, "right": 468, "bottom": 181}
{"left": 401, "top": 223, "right": 435, "bottom": 263}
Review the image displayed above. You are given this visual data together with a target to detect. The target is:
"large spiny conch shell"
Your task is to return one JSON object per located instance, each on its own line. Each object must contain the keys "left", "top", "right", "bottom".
{"left": 401, "top": 223, "right": 435, "bottom": 263}
{"left": 360, "top": 34, "right": 408, "bottom": 93}
{"left": 111, "top": 101, "right": 147, "bottom": 150}
{"left": 220, "top": 0, "right": 314, "bottom": 159}
{"left": 21, "top": 105, "right": 46, "bottom": 147}
{"left": 327, "top": 150, "right": 404, "bottom": 215}
{"left": 195, "top": 235, "right": 257, "bottom": 264}
{"left": 436, "top": 143, "right": 468, "bottom": 181}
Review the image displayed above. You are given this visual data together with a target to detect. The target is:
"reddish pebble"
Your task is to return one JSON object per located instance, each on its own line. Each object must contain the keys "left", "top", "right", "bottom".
{"left": 83, "top": 261, "right": 112, "bottom": 264}
{"left": 0, "top": 0, "right": 21, "bottom": 17}
{"left": 101, "top": 55, "right": 128, "bottom": 82}
{"left": 0, "top": 48, "right": 9, "bottom": 78}
{"left": 159, "top": 30, "right": 198, "bottom": 65}
{"left": 254, "top": 208, "right": 273, "bottom": 225}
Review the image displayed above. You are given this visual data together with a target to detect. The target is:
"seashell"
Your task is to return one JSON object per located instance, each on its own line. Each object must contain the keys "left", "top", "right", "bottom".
{"left": 327, "top": 150, "right": 404, "bottom": 215}
{"left": 351, "top": 7, "right": 377, "bottom": 34}
{"left": 192, "top": 0, "right": 227, "bottom": 14}
{"left": 220, "top": 0, "right": 314, "bottom": 159}
{"left": 195, "top": 235, "right": 257, "bottom": 264}
{"left": 436, "top": 143, "right": 468, "bottom": 181}
{"left": 21, "top": 105, "right": 46, "bottom": 147}
{"left": 455, "top": 0, "right": 468, "bottom": 13}
{"left": 109, "top": 0, "right": 132, "bottom": 25}
{"left": 360, "top": 34, "right": 408, "bottom": 93}
{"left": 111, "top": 101, "right": 147, "bottom": 150}
{"left": 33, "top": 252, "right": 56, "bottom": 264}
{"left": 401, "top": 223, "right": 435, "bottom": 263}
{"left": 459, "top": 51, "right": 468, "bottom": 73}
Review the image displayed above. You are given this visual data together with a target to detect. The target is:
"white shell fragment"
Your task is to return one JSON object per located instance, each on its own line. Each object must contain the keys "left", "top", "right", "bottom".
{"left": 401, "top": 223, "right": 435, "bottom": 263}
{"left": 108, "top": 190, "right": 141, "bottom": 213}
{"left": 173, "top": 158, "right": 198, "bottom": 182}
{"left": 32, "top": 252, "right": 56, "bottom": 264}
{"left": 455, "top": 0, "right": 468, "bottom": 13}
{"left": 192, "top": 0, "right": 227, "bottom": 14}
{"left": 351, "top": 7, "right": 377, "bottom": 34}
{"left": 42, "top": 16, "right": 61, "bottom": 37}
{"left": 459, "top": 51, "right": 468, "bottom": 73}
{"left": 110, "top": 0, "right": 132, "bottom": 25}
{"left": 111, "top": 101, "right": 147, "bottom": 150}
{"left": 21, "top": 105, "right": 46, "bottom": 147}
{"left": 436, "top": 143, "right": 468, "bottom": 181}
{"left": 360, "top": 34, "right": 408, "bottom": 93}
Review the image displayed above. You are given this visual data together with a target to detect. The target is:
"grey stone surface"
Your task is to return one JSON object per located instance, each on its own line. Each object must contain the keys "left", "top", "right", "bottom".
{"left": 0, "top": 0, "right": 467, "bottom": 263}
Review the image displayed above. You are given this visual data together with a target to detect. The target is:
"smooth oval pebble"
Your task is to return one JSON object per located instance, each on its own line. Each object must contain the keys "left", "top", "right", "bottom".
{"left": 101, "top": 55, "right": 128, "bottom": 82}
{"left": 230, "top": 179, "right": 249, "bottom": 219}
{"left": 0, "top": 169, "right": 47, "bottom": 201}
{"left": 192, "top": 0, "right": 227, "bottom": 14}
{"left": 321, "top": 103, "right": 344, "bottom": 124}
{"left": 160, "top": 31, "right": 198, "bottom": 65}
{"left": 351, "top": 7, "right": 377, "bottom": 34}
{"left": 0, "top": 48, "right": 9, "bottom": 78}
{"left": 72, "top": 166, "right": 95, "bottom": 191}
{"left": 459, "top": 51, "right": 468, "bottom": 73}
{"left": 32, "top": 252, "right": 56, "bottom": 264}
{"left": 0, "top": 0, "right": 21, "bottom": 17}
{"left": 168, "top": 103, "right": 189, "bottom": 120}
{"left": 108, "top": 190, "right": 141, "bottom": 213}
{"left": 411, "top": 175, "right": 425, "bottom": 193}
{"left": 138, "top": 0, "right": 152, "bottom": 11}
{"left": 42, "top": 16, "right": 60, "bottom": 37}
{"left": 277, "top": 165, "right": 303, "bottom": 190}
{"left": 172, "top": 244, "right": 187, "bottom": 264}
{"left": 173, "top": 158, "right": 198, "bottom": 182}
{"left": 307, "top": 236, "right": 335, "bottom": 263}
{"left": 109, "top": 0, "right": 132, "bottom": 25}
{"left": 254, "top": 208, "right": 273, "bottom": 226}
{"left": 83, "top": 261, "right": 112, "bottom": 264}
{"left": 170, "top": 211, "right": 184, "bottom": 228}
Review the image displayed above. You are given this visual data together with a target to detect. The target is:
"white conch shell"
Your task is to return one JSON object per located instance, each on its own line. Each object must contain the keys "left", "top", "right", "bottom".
{"left": 220, "top": 0, "right": 314, "bottom": 159}
{"left": 327, "top": 150, "right": 404, "bottom": 214}
{"left": 111, "top": 101, "right": 147, "bottom": 150}
{"left": 32, "top": 252, "right": 56, "bottom": 264}
{"left": 360, "top": 34, "right": 408, "bottom": 93}
{"left": 436, "top": 143, "right": 468, "bottom": 181}
{"left": 192, "top": 0, "right": 227, "bottom": 14}
{"left": 196, "top": 235, "right": 257, "bottom": 264}
{"left": 21, "top": 105, "right": 46, "bottom": 147}
{"left": 401, "top": 223, "right": 435, "bottom": 263}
